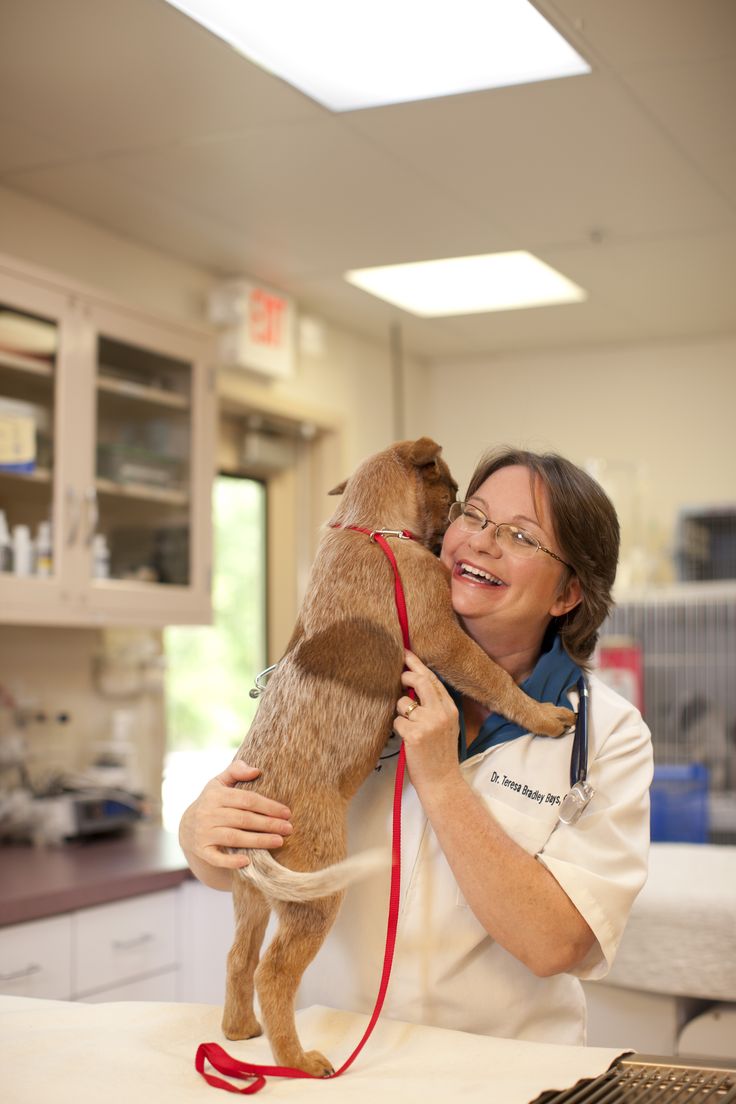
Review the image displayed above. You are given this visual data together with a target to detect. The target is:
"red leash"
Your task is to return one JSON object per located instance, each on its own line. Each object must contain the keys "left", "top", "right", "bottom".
{"left": 196, "top": 527, "right": 415, "bottom": 1094}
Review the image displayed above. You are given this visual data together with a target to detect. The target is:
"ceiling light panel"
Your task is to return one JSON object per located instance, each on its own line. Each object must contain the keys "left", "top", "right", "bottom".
{"left": 345, "top": 253, "right": 588, "bottom": 316}
{"left": 163, "top": 0, "right": 590, "bottom": 111}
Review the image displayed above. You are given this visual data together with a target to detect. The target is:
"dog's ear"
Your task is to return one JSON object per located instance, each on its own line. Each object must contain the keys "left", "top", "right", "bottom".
{"left": 408, "top": 437, "right": 442, "bottom": 468}
{"left": 328, "top": 479, "right": 348, "bottom": 496}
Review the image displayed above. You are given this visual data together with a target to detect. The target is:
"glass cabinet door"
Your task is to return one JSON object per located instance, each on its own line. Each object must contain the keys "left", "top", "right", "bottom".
{"left": 94, "top": 335, "right": 193, "bottom": 588}
{"left": 84, "top": 303, "right": 214, "bottom": 624}
{"left": 0, "top": 286, "right": 61, "bottom": 598}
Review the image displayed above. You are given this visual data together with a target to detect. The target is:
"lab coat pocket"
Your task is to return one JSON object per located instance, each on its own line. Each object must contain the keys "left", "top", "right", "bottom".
{"left": 455, "top": 797, "right": 558, "bottom": 908}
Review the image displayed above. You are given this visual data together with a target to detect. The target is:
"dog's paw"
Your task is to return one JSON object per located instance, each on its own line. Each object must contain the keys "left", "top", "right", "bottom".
{"left": 221, "top": 1015, "right": 263, "bottom": 1041}
{"left": 299, "top": 1050, "right": 335, "bottom": 1078}
{"left": 532, "top": 703, "right": 576, "bottom": 738}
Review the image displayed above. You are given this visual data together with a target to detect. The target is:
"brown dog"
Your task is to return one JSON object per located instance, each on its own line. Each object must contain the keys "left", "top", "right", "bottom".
{"left": 222, "top": 438, "right": 574, "bottom": 1076}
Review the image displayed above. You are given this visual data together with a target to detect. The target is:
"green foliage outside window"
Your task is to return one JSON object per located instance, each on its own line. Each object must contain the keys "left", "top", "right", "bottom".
{"left": 164, "top": 476, "right": 267, "bottom": 751}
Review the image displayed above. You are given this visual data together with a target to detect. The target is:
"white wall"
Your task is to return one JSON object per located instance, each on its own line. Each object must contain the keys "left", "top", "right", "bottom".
{"left": 421, "top": 338, "right": 736, "bottom": 589}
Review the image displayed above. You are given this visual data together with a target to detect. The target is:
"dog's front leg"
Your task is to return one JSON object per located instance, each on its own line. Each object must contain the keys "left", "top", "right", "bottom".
{"left": 256, "top": 895, "right": 342, "bottom": 1077}
{"left": 421, "top": 629, "right": 574, "bottom": 737}
{"left": 222, "top": 879, "right": 271, "bottom": 1041}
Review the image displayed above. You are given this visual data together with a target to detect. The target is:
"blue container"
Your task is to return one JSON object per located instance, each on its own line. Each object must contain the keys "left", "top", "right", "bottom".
{"left": 650, "top": 764, "right": 709, "bottom": 843}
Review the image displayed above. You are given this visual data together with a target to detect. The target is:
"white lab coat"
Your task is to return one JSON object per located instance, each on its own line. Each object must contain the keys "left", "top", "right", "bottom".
{"left": 297, "top": 674, "right": 653, "bottom": 1045}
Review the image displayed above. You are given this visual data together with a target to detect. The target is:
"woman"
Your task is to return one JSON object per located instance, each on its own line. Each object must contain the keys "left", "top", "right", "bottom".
{"left": 179, "top": 446, "right": 652, "bottom": 1045}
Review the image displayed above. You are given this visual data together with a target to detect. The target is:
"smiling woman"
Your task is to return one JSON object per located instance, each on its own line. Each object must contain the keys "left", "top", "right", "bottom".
{"left": 161, "top": 475, "right": 267, "bottom": 830}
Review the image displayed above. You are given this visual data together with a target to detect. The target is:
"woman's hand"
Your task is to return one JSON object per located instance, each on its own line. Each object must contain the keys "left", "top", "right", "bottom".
{"left": 393, "top": 650, "right": 463, "bottom": 794}
{"left": 179, "top": 760, "right": 292, "bottom": 889}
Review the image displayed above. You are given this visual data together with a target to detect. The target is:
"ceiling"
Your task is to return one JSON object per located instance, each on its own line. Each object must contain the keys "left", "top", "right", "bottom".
{"left": 1, "top": 0, "right": 735, "bottom": 359}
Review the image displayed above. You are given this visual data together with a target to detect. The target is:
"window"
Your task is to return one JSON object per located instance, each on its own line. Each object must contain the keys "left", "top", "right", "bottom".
{"left": 162, "top": 475, "right": 267, "bottom": 830}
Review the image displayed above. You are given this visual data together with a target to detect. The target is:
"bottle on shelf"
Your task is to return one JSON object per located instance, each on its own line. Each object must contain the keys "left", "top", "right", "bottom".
{"left": 35, "top": 520, "right": 53, "bottom": 576}
{"left": 92, "top": 532, "right": 110, "bottom": 579}
{"left": 12, "top": 524, "right": 32, "bottom": 576}
{"left": 0, "top": 510, "right": 11, "bottom": 572}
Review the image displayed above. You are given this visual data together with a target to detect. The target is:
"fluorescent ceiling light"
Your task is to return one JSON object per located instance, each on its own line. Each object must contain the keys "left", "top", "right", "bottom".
{"left": 345, "top": 253, "right": 587, "bottom": 316}
{"left": 163, "top": 0, "right": 590, "bottom": 111}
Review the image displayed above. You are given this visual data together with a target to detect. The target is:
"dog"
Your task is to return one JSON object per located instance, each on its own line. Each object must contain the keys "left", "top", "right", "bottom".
{"left": 222, "top": 437, "right": 574, "bottom": 1076}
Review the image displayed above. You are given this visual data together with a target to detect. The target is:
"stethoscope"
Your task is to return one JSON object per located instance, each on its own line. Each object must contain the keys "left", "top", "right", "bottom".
{"left": 249, "top": 665, "right": 595, "bottom": 821}
{"left": 558, "top": 674, "right": 595, "bottom": 825}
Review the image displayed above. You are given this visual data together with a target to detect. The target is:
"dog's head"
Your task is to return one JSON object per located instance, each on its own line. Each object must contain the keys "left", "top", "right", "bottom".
{"left": 327, "top": 437, "right": 458, "bottom": 549}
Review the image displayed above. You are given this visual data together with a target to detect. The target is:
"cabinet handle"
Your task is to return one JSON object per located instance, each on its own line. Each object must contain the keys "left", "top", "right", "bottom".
{"left": 84, "top": 488, "right": 99, "bottom": 545}
{"left": 0, "top": 963, "right": 42, "bottom": 981}
{"left": 66, "top": 486, "right": 81, "bottom": 545}
{"left": 111, "top": 932, "right": 155, "bottom": 951}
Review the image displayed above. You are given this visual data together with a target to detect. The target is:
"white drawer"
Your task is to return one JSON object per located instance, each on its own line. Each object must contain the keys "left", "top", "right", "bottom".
{"left": 0, "top": 913, "right": 73, "bottom": 999}
{"left": 73, "top": 889, "right": 177, "bottom": 997}
{"left": 77, "top": 966, "right": 179, "bottom": 1003}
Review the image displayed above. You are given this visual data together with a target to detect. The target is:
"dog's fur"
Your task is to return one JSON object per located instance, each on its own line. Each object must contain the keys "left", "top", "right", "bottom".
{"left": 222, "top": 438, "right": 574, "bottom": 1076}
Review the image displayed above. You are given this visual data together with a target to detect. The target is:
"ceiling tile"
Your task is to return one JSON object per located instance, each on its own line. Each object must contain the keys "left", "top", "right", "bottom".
{"left": 622, "top": 56, "right": 736, "bottom": 201}
{"left": 0, "top": 158, "right": 280, "bottom": 280}
{"left": 43, "top": 119, "right": 504, "bottom": 276}
{"left": 0, "top": 0, "right": 322, "bottom": 158}
{"left": 543, "top": 232, "right": 736, "bottom": 337}
{"left": 547, "top": 0, "right": 736, "bottom": 68}
{"left": 0, "top": 113, "right": 77, "bottom": 176}
{"left": 345, "top": 72, "right": 734, "bottom": 247}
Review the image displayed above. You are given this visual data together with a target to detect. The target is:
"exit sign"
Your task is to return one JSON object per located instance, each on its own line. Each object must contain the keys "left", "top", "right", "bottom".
{"left": 210, "top": 279, "right": 295, "bottom": 380}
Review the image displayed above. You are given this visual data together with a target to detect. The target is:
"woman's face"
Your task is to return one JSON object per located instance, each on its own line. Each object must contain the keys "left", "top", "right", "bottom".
{"left": 440, "top": 464, "right": 580, "bottom": 652}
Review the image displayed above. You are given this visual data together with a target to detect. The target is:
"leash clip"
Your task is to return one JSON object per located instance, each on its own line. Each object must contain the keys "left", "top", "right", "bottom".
{"left": 249, "top": 662, "right": 280, "bottom": 699}
{"left": 370, "top": 529, "right": 411, "bottom": 542}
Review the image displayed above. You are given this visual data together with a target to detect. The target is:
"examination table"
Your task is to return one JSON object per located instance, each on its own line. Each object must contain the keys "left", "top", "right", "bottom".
{"left": 0, "top": 996, "right": 626, "bottom": 1103}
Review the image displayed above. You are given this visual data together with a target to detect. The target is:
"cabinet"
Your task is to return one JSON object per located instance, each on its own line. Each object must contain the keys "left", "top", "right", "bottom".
{"left": 0, "top": 256, "right": 215, "bottom": 626}
{"left": 0, "top": 889, "right": 179, "bottom": 1002}
{"left": 0, "top": 913, "right": 73, "bottom": 999}
{"left": 176, "top": 878, "right": 235, "bottom": 1005}
{"left": 72, "top": 890, "right": 178, "bottom": 1000}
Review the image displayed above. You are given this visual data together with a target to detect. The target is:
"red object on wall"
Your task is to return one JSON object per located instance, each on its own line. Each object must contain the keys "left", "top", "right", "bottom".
{"left": 596, "top": 636, "right": 644, "bottom": 712}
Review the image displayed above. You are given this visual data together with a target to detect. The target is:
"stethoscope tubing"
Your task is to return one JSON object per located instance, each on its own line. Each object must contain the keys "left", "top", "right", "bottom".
{"left": 571, "top": 674, "right": 589, "bottom": 789}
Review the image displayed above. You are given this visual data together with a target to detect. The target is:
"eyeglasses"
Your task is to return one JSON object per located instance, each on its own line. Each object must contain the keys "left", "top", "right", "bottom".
{"left": 448, "top": 500, "right": 573, "bottom": 569}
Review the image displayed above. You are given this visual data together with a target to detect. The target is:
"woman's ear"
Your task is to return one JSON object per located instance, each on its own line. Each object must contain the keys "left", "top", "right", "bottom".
{"left": 550, "top": 574, "right": 582, "bottom": 618}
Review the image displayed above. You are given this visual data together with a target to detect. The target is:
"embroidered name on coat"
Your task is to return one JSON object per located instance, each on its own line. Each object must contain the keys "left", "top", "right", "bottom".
{"left": 489, "top": 770, "right": 562, "bottom": 808}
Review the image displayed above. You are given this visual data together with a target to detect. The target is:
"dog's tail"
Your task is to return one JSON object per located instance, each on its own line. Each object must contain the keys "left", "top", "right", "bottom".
{"left": 236, "top": 847, "right": 389, "bottom": 902}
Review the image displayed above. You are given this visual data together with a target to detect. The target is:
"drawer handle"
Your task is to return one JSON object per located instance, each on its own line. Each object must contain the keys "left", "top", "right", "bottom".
{"left": 111, "top": 933, "right": 155, "bottom": 951}
{"left": 0, "top": 963, "right": 42, "bottom": 982}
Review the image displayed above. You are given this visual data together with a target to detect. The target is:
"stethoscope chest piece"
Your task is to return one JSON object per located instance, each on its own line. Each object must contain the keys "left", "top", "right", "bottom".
{"left": 558, "top": 779, "right": 595, "bottom": 825}
{"left": 557, "top": 674, "right": 595, "bottom": 826}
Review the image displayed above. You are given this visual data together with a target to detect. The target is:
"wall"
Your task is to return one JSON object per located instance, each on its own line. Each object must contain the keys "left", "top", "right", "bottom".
{"left": 0, "top": 626, "right": 166, "bottom": 822}
{"left": 421, "top": 337, "right": 736, "bottom": 591}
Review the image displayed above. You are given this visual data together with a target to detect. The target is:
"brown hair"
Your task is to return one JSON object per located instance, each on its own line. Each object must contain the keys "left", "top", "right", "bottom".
{"left": 466, "top": 446, "right": 620, "bottom": 667}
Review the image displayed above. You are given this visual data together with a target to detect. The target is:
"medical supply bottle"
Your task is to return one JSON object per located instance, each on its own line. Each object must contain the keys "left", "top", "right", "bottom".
{"left": 92, "top": 533, "right": 110, "bottom": 578}
{"left": 12, "top": 524, "right": 32, "bottom": 576}
{"left": 0, "top": 510, "right": 11, "bottom": 572}
{"left": 35, "top": 520, "right": 53, "bottom": 576}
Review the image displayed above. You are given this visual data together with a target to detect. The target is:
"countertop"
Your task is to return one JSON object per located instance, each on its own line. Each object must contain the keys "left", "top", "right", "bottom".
{"left": 0, "top": 823, "right": 191, "bottom": 927}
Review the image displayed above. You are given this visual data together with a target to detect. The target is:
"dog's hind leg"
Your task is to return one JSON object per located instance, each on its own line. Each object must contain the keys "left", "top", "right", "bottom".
{"left": 255, "top": 894, "right": 342, "bottom": 1077}
{"left": 222, "top": 878, "right": 271, "bottom": 1041}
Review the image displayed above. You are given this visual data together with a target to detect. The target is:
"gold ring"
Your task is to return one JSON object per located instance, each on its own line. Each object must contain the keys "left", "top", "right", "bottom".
{"left": 404, "top": 700, "right": 419, "bottom": 718}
